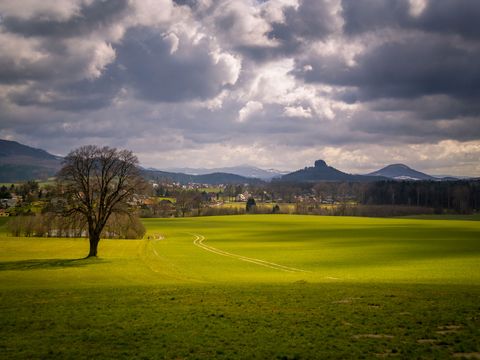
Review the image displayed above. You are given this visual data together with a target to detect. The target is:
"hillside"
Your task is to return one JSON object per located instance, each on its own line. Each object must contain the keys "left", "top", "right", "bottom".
{"left": 142, "top": 169, "right": 264, "bottom": 185}
{"left": 280, "top": 160, "right": 385, "bottom": 182}
{"left": 0, "top": 139, "right": 62, "bottom": 182}
{"left": 367, "top": 164, "right": 436, "bottom": 180}
{"left": 163, "top": 165, "right": 286, "bottom": 180}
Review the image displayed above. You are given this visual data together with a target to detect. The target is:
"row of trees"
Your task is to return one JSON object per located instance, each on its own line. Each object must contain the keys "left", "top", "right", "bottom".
{"left": 8, "top": 213, "right": 145, "bottom": 239}
{"left": 140, "top": 195, "right": 282, "bottom": 218}
{"left": 361, "top": 180, "right": 479, "bottom": 214}
{"left": 249, "top": 180, "right": 480, "bottom": 214}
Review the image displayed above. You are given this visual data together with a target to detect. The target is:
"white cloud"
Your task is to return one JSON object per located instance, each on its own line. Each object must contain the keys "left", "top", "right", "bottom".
{"left": 0, "top": 0, "right": 85, "bottom": 20}
{"left": 163, "top": 32, "right": 179, "bottom": 54}
{"left": 238, "top": 101, "right": 263, "bottom": 122}
{"left": 84, "top": 41, "right": 116, "bottom": 79}
{"left": 211, "top": 50, "right": 242, "bottom": 86}
{"left": 128, "top": 0, "right": 175, "bottom": 27}
{"left": 408, "top": 0, "right": 428, "bottom": 17}
{"left": 283, "top": 105, "right": 312, "bottom": 118}
{"left": 212, "top": 0, "right": 278, "bottom": 48}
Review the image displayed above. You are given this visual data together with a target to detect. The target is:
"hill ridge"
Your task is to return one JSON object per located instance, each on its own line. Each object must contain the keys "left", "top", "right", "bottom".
{"left": 280, "top": 159, "right": 385, "bottom": 182}
{"left": 367, "top": 163, "right": 436, "bottom": 180}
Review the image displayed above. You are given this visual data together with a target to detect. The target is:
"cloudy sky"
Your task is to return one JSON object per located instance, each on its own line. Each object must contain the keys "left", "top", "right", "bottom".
{"left": 0, "top": 0, "right": 479, "bottom": 176}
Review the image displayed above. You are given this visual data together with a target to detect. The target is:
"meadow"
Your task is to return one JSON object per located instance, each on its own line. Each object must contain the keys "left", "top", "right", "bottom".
{"left": 0, "top": 215, "right": 479, "bottom": 359}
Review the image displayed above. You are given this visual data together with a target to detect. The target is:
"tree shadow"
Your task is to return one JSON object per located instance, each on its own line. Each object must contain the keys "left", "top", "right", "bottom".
{"left": 0, "top": 258, "right": 108, "bottom": 271}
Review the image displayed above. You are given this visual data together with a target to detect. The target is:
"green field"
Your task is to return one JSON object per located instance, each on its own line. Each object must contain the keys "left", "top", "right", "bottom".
{"left": 218, "top": 201, "right": 296, "bottom": 213}
{"left": 1, "top": 215, "right": 479, "bottom": 359}
{"left": 0, "top": 179, "right": 55, "bottom": 188}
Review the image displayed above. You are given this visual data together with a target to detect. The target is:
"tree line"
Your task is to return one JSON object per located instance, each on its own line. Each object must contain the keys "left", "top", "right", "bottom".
{"left": 8, "top": 212, "right": 145, "bottom": 239}
{"left": 251, "top": 180, "right": 480, "bottom": 214}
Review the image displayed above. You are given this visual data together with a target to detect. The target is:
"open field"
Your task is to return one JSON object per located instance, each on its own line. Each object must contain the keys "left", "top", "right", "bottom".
{"left": 1, "top": 215, "right": 479, "bottom": 358}
{"left": 218, "top": 201, "right": 296, "bottom": 213}
{"left": 0, "top": 179, "right": 56, "bottom": 188}
{"left": 0, "top": 183, "right": 17, "bottom": 187}
{"left": 198, "top": 187, "right": 223, "bottom": 193}
{"left": 400, "top": 214, "right": 480, "bottom": 221}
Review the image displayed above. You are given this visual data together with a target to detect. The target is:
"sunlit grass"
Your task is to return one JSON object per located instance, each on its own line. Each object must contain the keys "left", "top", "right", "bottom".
{"left": 0, "top": 215, "right": 479, "bottom": 358}
{"left": 143, "top": 215, "right": 480, "bottom": 284}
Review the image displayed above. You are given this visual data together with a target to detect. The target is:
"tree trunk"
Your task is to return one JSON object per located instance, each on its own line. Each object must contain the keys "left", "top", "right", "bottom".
{"left": 87, "top": 233, "right": 100, "bottom": 258}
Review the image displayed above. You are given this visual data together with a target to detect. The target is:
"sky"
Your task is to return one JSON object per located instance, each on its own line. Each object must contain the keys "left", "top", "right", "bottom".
{"left": 0, "top": 0, "right": 479, "bottom": 176}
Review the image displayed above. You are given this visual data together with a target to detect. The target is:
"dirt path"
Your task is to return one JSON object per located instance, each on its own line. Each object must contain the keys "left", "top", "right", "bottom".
{"left": 191, "top": 233, "right": 308, "bottom": 273}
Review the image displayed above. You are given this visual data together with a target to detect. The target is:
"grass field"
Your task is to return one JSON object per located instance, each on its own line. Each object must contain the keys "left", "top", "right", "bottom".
{"left": 0, "top": 215, "right": 479, "bottom": 359}
{"left": 218, "top": 201, "right": 296, "bottom": 213}
{"left": 0, "top": 179, "right": 56, "bottom": 188}
{"left": 400, "top": 214, "right": 480, "bottom": 221}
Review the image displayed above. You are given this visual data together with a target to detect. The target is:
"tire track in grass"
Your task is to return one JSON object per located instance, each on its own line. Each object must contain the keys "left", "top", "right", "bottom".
{"left": 191, "top": 233, "right": 308, "bottom": 273}
{"left": 143, "top": 234, "right": 204, "bottom": 283}
{"left": 150, "top": 234, "right": 164, "bottom": 257}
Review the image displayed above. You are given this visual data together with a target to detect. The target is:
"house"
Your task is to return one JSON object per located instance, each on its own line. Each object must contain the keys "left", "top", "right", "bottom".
{"left": 236, "top": 191, "right": 251, "bottom": 202}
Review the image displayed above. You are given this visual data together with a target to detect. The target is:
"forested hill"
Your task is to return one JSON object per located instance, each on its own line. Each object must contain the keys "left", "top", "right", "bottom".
{"left": 367, "top": 163, "right": 436, "bottom": 180}
{"left": 142, "top": 169, "right": 264, "bottom": 185}
{"left": 0, "top": 139, "right": 62, "bottom": 182}
{"left": 280, "top": 160, "right": 386, "bottom": 182}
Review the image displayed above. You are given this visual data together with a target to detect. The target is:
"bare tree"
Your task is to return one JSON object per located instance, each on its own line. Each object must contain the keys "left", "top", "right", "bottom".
{"left": 175, "top": 190, "right": 195, "bottom": 217}
{"left": 57, "top": 145, "right": 144, "bottom": 257}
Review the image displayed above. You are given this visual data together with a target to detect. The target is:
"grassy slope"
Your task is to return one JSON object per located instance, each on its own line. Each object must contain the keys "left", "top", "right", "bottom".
{"left": 400, "top": 213, "right": 480, "bottom": 221}
{"left": 0, "top": 215, "right": 479, "bottom": 359}
{"left": 146, "top": 215, "right": 480, "bottom": 285}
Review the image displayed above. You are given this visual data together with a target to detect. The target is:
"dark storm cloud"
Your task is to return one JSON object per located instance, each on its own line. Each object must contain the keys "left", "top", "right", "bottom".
{"left": 0, "top": 0, "right": 239, "bottom": 108}
{"left": 270, "top": 0, "right": 338, "bottom": 43}
{"left": 2, "top": 0, "right": 129, "bottom": 38}
{"left": 370, "top": 96, "right": 480, "bottom": 121}
{"left": 0, "top": 0, "right": 124, "bottom": 88}
{"left": 0, "top": 53, "right": 48, "bottom": 84}
{"left": 347, "top": 110, "right": 480, "bottom": 143}
{"left": 176, "top": 0, "right": 338, "bottom": 63}
{"left": 342, "top": 0, "right": 480, "bottom": 40}
{"left": 8, "top": 67, "right": 122, "bottom": 111}
{"left": 116, "top": 27, "right": 236, "bottom": 102}
{"left": 172, "top": 0, "right": 198, "bottom": 8}
{"left": 415, "top": 0, "right": 480, "bottom": 40}
{"left": 233, "top": 0, "right": 339, "bottom": 62}
{"left": 295, "top": 37, "right": 480, "bottom": 101}
{"left": 341, "top": 0, "right": 410, "bottom": 35}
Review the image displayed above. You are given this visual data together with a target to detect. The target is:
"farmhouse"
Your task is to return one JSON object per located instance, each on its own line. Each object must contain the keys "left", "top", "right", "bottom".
{"left": 236, "top": 191, "right": 251, "bottom": 202}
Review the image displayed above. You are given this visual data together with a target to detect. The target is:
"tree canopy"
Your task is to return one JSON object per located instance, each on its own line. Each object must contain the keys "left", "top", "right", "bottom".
{"left": 57, "top": 145, "right": 144, "bottom": 257}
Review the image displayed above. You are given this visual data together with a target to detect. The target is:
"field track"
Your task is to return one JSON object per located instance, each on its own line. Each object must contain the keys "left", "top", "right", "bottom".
{"left": 191, "top": 233, "right": 307, "bottom": 273}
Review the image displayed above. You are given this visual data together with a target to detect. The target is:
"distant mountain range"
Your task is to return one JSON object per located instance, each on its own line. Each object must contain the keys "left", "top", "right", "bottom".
{"left": 141, "top": 169, "right": 264, "bottom": 185}
{"left": 0, "top": 139, "right": 471, "bottom": 184}
{"left": 0, "top": 139, "right": 263, "bottom": 185}
{"left": 162, "top": 165, "right": 287, "bottom": 180}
